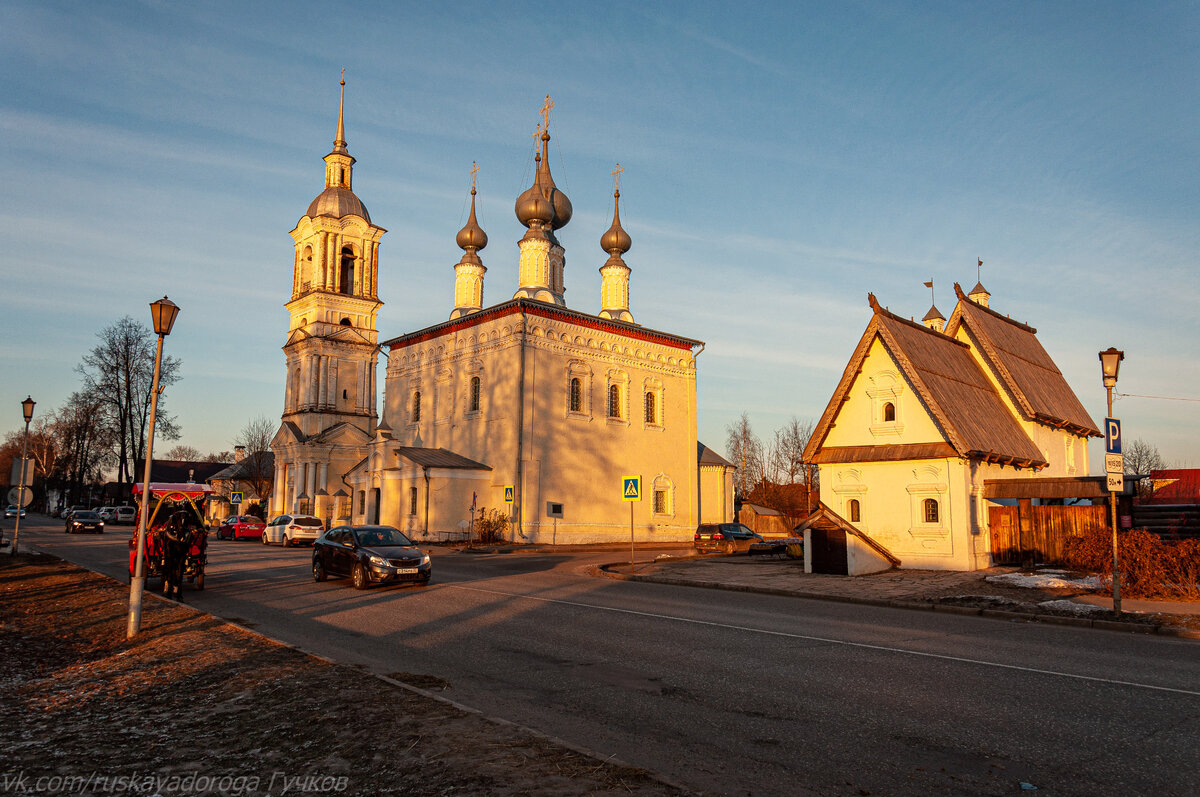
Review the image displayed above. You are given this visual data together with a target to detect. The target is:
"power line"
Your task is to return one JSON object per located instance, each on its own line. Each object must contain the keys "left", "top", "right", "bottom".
{"left": 1115, "top": 390, "right": 1200, "bottom": 403}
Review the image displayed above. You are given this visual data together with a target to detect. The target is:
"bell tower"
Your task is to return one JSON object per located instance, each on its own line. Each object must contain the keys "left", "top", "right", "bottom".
{"left": 281, "top": 73, "right": 387, "bottom": 439}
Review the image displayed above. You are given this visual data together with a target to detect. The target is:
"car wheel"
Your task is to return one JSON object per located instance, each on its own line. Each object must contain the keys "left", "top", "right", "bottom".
{"left": 313, "top": 558, "right": 327, "bottom": 582}
{"left": 352, "top": 563, "right": 369, "bottom": 590}
{"left": 261, "top": 532, "right": 269, "bottom": 545}
{"left": 724, "top": 541, "right": 735, "bottom": 554}
{"left": 283, "top": 534, "right": 292, "bottom": 548}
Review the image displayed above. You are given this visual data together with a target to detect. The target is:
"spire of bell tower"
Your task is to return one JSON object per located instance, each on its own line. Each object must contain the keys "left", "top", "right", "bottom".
{"left": 334, "top": 69, "right": 348, "bottom": 154}
{"left": 324, "top": 70, "right": 355, "bottom": 191}
{"left": 598, "top": 164, "right": 633, "bottom": 323}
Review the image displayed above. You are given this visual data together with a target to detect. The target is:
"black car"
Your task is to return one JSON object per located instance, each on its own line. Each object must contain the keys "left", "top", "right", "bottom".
{"left": 693, "top": 522, "right": 763, "bottom": 554}
{"left": 66, "top": 511, "right": 105, "bottom": 534}
{"left": 313, "top": 525, "right": 432, "bottom": 590}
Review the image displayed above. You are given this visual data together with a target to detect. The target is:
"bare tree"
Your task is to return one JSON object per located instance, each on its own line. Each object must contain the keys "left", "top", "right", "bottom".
{"left": 162, "top": 444, "right": 202, "bottom": 461}
{"left": 233, "top": 416, "right": 276, "bottom": 505}
{"left": 203, "top": 450, "right": 234, "bottom": 463}
{"left": 77, "top": 316, "right": 181, "bottom": 485}
{"left": 1124, "top": 438, "right": 1166, "bottom": 499}
{"left": 725, "top": 412, "right": 764, "bottom": 499}
{"left": 51, "top": 392, "right": 114, "bottom": 505}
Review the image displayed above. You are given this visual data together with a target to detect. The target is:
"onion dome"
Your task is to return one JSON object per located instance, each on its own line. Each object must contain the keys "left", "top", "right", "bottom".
{"left": 514, "top": 130, "right": 572, "bottom": 230}
{"left": 456, "top": 185, "right": 488, "bottom": 253}
{"left": 307, "top": 186, "right": 370, "bottom": 222}
{"left": 601, "top": 188, "right": 631, "bottom": 255}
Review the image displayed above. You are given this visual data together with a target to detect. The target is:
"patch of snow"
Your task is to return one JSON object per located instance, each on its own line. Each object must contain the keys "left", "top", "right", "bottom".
{"left": 1036, "top": 599, "right": 1107, "bottom": 615}
{"left": 985, "top": 572, "right": 1101, "bottom": 590}
{"left": 942, "top": 595, "right": 1024, "bottom": 606}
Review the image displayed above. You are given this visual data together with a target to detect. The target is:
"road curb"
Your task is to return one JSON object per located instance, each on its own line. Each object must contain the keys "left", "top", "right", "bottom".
{"left": 597, "top": 563, "right": 1198, "bottom": 640}
{"left": 24, "top": 545, "right": 694, "bottom": 794}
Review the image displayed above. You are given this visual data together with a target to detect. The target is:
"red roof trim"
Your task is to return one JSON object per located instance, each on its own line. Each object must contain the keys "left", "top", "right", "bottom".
{"left": 386, "top": 300, "right": 700, "bottom": 352}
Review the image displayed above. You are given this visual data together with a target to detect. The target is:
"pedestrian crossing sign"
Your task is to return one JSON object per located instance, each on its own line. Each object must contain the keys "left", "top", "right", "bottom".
{"left": 230, "top": 491, "right": 243, "bottom": 504}
{"left": 503, "top": 486, "right": 515, "bottom": 504}
{"left": 622, "top": 476, "right": 642, "bottom": 502}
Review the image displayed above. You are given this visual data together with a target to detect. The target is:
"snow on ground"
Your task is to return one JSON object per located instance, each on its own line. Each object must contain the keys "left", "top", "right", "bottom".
{"left": 985, "top": 572, "right": 1102, "bottom": 590}
{"left": 1036, "top": 599, "right": 1107, "bottom": 615}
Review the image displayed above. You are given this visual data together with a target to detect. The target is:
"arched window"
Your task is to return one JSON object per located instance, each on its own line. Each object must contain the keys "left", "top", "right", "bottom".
{"left": 883, "top": 402, "right": 896, "bottom": 422}
{"left": 644, "top": 391, "right": 656, "bottom": 424}
{"left": 848, "top": 499, "right": 861, "bottom": 523}
{"left": 923, "top": 498, "right": 939, "bottom": 524}
{"left": 569, "top": 378, "right": 582, "bottom": 413}
{"left": 340, "top": 317, "right": 352, "bottom": 327}
{"left": 339, "top": 246, "right": 355, "bottom": 296}
{"left": 608, "top": 384, "right": 622, "bottom": 419}
{"left": 409, "top": 486, "right": 418, "bottom": 516}
{"left": 469, "top": 376, "right": 481, "bottom": 413}
{"left": 412, "top": 391, "right": 421, "bottom": 423}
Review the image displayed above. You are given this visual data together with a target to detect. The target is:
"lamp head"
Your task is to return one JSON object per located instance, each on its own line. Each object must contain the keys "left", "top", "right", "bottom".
{"left": 1099, "top": 347, "right": 1124, "bottom": 389}
{"left": 21, "top": 395, "right": 35, "bottom": 424}
{"left": 150, "top": 296, "right": 181, "bottom": 336}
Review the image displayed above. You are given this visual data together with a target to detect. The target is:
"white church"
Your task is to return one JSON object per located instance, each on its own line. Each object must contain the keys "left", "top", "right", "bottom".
{"left": 271, "top": 82, "right": 735, "bottom": 543}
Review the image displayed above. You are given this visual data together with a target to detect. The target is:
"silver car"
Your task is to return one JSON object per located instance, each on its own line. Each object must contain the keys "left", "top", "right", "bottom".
{"left": 262, "top": 514, "right": 325, "bottom": 547}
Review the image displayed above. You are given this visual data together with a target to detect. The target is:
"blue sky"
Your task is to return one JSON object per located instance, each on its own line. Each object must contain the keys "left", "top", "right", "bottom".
{"left": 3, "top": 0, "right": 1197, "bottom": 470}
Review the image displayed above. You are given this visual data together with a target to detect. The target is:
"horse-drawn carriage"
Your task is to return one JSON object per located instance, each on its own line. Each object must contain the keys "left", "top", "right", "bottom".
{"left": 128, "top": 482, "right": 211, "bottom": 593}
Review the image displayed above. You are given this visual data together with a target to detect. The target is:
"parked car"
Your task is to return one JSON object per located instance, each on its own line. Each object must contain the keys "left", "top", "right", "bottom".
{"left": 66, "top": 511, "right": 105, "bottom": 534}
{"left": 115, "top": 506, "right": 137, "bottom": 524}
{"left": 97, "top": 506, "right": 118, "bottom": 522}
{"left": 63, "top": 505, "right": 86, "bottom": 521}
{"left": 263, "top": 514, "right": 325, "bottom": 547}
{"left": 694, "top": 522, "right": 763, "bottom": 554}
{"left": 312, "top": 525, "right": 432, "bottom": 590}
{"left": 5, "top": 505, "right": 26, "bottom": 519}
{"left": 215, "top": 515, "right": 267, "bottom": 541}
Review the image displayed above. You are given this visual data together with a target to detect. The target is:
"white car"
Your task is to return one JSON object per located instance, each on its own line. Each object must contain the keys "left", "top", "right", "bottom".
{"left": 263, "top": 514, "right": 325, "bottom": 547}
{"left": 97, "top": 506, "right": 118, "bottom": 522}
{"left": 116, "top": 506, "right": 137, "bottom": 524}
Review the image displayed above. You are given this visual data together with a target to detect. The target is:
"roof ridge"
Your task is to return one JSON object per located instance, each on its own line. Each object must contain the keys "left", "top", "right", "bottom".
{"left": 952, "top": 282, "right": 1037, "bottom": 334}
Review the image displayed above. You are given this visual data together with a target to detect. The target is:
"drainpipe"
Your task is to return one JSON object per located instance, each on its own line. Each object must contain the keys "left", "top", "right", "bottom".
{"left": 692, "top": 342, "right": 706, "bottom": 523}
{"left": 423, "top": 465, "right": 430, "bottom": 538}
{"left": 515, "top": 307, "right": 528, "bottom": 540}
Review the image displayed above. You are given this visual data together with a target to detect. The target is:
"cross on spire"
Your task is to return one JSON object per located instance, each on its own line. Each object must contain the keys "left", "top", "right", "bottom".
{"left": 539, "top": 94, "right": 554, "bottom": 135}
{"left": 977, "top": 258, "right": 983, "bottom": 281}
{"left": 340, "top": 66, "right": 345, "bottom": 87}
{"left": 470, "top": 161, "right": 479, "bottom": 193}
{"left": 611, "top": 163, "right": 623, "bottom": 192}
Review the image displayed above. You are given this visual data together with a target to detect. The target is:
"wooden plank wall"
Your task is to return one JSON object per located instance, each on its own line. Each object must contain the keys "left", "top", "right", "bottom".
{"left": 988, "top": 505, "right": 1109, "bottom": 564}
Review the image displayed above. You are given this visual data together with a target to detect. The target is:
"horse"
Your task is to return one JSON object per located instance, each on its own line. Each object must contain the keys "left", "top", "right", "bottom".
{"left": 161, "top": 510, "right": 194, "bottom": 601}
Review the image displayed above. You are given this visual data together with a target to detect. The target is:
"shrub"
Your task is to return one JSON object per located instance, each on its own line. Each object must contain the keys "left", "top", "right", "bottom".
{"left": 1064, "top": 526, "right": 1200, "bottom": 599}
{"left": 474, "top": 507, "right": 510, "bottom": 545}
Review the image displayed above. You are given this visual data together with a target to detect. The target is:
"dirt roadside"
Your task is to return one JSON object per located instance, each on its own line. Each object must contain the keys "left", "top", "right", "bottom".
{"left": 0, "top": 553, "right": 684, "bottom": 797}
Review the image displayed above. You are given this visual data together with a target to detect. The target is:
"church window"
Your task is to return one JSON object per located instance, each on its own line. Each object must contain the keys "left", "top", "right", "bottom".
{"left": 883, "top": 402, "right": 896, "bottom": 422}
{"left": 923, "top": 498, "right": 939, "bottom": 524}
{"left": 340, "top": 317, "right": 352, "bottom": 326}
{"left": 608, "top": 384, "right": 622, "bottom": 419}
{"left": 652, "top": 474, "right": 674, "bottom": 516}
{"left": 848, "top": 499, "right": 861, "bottom": 523}
{"left": 653, "top": 490, "right": 668, "bottom": 514}
{"left": 339, "top": 246, "right": 355, "bottom": 296}
{"left": 469, "top": 376, "right": 481, "bottom": 413}
{"left": 409, "top": 486, "right": 418, "bottom": 516}
{"left": 644, "top": 391, "right": 656, "bottom": 424}
{"left": 569, "top": 378, "right": 582, "bottom": 413}
{"left": 412, "top": 391, "right": 422, "bottom": 423}
{"left": 342, "top": 389, "right": 348, "bottom": 400}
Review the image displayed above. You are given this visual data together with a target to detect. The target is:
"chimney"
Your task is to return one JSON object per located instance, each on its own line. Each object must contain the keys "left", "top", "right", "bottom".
{"left": 234, "top": 445, "right": 246, "bottom": 463}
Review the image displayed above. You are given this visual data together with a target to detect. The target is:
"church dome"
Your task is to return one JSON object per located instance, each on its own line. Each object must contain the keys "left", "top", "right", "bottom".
{"left": 600, "top": 189, "right": 631, "bottom": 254}
{"left": 307, "top": 186, "right": 371, "bottom": 222}
{"left": 514, "top": 132, "right": 572, "bottom": 230}
{"left": 515, "top": 162, "right": 554, "bottom": 227}
{"left": 457, "top": 187, "right": 488, "bottom": 251}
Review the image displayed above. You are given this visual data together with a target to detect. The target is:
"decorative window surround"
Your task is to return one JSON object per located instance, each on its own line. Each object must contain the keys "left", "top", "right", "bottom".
{"left": 606, "top": 368, "right": 630, "bottom": 427}
{"left": 643, "top": 376, "right": 665, "bottom": 430}
{"left": 566, "top": 360, "right": 593, "bottom": 421}
{"left": 906, "top": 465, "right": 948, "bottom": 538}
{"left": 652, "top": 473, "right": 675, "bottom": 517}
{"left": 867, "top": 370, "right": 905, "bottom": 439}
{"left": 831, "top": 468, "right": 869, "bottom": 531}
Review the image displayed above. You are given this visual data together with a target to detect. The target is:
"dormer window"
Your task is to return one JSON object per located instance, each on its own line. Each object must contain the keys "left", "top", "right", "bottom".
{"left": 867, "top": 370, "right": 904, "bottom": 438}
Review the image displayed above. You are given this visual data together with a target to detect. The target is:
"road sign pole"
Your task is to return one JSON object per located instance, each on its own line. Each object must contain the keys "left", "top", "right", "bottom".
{"left": 630, "top": 501, "right": 635, "bottom": 570}
{"left": 1106, "top": 401, "right": 1122, "bottom": 615}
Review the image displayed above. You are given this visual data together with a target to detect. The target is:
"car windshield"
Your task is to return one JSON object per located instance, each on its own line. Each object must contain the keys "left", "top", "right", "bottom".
{"left": 353, "top": 527, "right": 413, "bottom": 548}
{"left": 239, "top": 516, "right": 259, "bottom": 523}
{"left": 75, "top": 512, "right": 100, "bottom": 520}
{"left": 293, "top": 517, "right": 323, "bottom": 527}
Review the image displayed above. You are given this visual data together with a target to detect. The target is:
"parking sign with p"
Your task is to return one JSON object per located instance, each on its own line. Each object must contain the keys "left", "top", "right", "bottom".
{"left": 1105, "top": 417, "right": 1122, "bottom": 455}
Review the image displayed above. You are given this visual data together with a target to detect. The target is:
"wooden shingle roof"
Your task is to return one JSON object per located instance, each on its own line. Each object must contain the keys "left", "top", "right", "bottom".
{"left": 804, "top": 294, "right": 1047, "bottom": 469}
{"left": 946, "top": 284, "right": 1100, "bottom": 437}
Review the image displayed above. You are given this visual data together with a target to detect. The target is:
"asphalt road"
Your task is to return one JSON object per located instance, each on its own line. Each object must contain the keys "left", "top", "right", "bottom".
{"left": 13, "top": 516, "right": 1200, "bottom": 796}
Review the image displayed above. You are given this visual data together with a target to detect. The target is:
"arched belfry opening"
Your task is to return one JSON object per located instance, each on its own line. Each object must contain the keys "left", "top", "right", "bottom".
{"left": 340, "top": 246, "right": 355, "bottom": 295}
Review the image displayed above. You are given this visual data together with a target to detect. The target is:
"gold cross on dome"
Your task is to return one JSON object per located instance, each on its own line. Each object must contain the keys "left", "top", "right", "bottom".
{"left": 539, "top": 94, "right": 554, "bottom": 134}
{"left": 611, "top": 163, "right": 623, "bottom": 192}
{"left": 340, "top": 67, "right": 345, "bottom": 87}
{"left": 470, "top": 161, "right": 479, "bottom": 191}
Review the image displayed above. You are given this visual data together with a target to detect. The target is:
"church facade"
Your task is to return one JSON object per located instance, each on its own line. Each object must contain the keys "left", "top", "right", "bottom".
{"left": 273, "top": 85, "right": 734, "bottom": 542}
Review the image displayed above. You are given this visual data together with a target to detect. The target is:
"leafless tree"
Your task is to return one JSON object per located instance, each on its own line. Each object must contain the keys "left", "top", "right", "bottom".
{"left": 162, "top": 445, "right": 202, "bottom": 461}
{"left": 1124, "top": 438, "right": 1166, "bottom": 499}
{"left": 232, "top": 416, "right": 276, "bottom": 504}
{"left": 203, "top": 450, "right": 234, "bottom": 463}
{"left": 77, "top": 316, "right": 181, "bottom": 485}
{"left": 51, "top": 392, "right": 115, "bottom": 504}
{"left": 725, "top": 412, "right": 764, "bottom": 499}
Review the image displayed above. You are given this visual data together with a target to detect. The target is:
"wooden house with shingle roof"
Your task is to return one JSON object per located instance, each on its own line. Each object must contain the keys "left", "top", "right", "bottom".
{"left": 803, "top": 288, "right": 1099, "bottom": 571}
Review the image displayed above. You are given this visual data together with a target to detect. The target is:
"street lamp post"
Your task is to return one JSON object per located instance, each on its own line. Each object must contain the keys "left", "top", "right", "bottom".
{"left": 10, "top": 396, "right": 36, "bottom": 556}
{"left": 127, "top": 297, "right": 180, "bottom": 639}
{"left": 1099, "top": 347, "right": 1124, "bottom": 615}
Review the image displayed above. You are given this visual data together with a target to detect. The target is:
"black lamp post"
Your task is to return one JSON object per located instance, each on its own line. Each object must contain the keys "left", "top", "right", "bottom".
{"left": 1099, "top": 347, "right": 1124, "bottom": 614}
{"left": 10, "top": 396, "right": 35, "bottom": 556}
{"left": 127, "top": 297, "right": 179, "bottom": 638}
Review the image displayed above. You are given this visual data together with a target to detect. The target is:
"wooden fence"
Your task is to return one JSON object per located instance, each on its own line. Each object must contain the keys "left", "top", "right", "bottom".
{"left": 989, "top": 504, "right": 1109, "bottom": 565}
